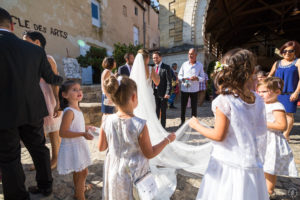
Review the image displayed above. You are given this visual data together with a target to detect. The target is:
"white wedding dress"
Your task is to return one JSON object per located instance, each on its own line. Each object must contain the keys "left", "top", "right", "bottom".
{"left": 130, "top": 54, "right": 212, "bottom": 199}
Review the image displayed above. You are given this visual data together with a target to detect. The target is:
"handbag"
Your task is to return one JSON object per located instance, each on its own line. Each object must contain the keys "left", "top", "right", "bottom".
{"left": 134, "top": 171, "right": 158, "bottom": 200}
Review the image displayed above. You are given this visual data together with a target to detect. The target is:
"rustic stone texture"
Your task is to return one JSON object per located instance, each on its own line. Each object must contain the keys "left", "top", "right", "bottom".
{"left": 81, "top": 85, "right": 102, "bottom": 103}
{"left": 63, "top": 58, "right": 81, "bottom": 79}
{"left": 80, "top": 103, "right": 102, "bottom": 127}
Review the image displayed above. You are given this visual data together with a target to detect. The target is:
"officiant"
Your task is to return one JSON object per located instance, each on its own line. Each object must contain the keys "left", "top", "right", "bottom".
{"left": 152, "top": 51, "right": 172, "bottom": 129}
{"left": 178, "top": 48, "right": 205, "bottom": 125}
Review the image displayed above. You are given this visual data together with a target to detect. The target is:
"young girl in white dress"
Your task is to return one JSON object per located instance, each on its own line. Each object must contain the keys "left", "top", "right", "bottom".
{"left": 57, "top": 80, "right": 94, "bottom": 200}
{"left": 98, "top": 76, "right": 176, "bottom": 200}
{"left": 189, "top": 48, "right": 269, "bottom": 200}
{"left": 257, "top": 77, "right": 298, "bottom": 197}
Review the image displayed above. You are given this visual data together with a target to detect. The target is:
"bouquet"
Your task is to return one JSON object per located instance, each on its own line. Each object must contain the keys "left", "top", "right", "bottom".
{"left": 182, "top": 78, "right": 191, "bottom": 88}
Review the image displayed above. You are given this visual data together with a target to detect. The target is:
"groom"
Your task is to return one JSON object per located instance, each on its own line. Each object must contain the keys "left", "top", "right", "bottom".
{"left": 152, "top": 51, "right": 172, "bottom": 128}
{"left": 118, "top": 52, "right": 135, "bottom": 76}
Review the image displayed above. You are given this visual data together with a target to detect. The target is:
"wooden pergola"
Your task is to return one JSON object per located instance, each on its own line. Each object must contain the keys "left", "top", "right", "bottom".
{"left": 205, "top": 0, "right": 300, "bottom": 55}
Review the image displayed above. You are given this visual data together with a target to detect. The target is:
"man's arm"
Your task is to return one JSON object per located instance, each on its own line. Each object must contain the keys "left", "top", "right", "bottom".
{"left": 40, "top": 50, "right": 63, "bottom": 85}
{"left": 178, "top": 63, "right": 184, "bottom": 81}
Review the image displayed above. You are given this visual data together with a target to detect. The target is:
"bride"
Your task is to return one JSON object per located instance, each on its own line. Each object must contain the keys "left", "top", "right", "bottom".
{"left": 130, "top": 49, "right": 212, "bottom": 199}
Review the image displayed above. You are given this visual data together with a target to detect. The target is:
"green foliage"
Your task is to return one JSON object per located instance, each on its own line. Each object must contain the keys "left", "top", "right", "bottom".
{"left": 113, "top": 43, "right": 143, "bottom": 67}
{"left": 76, "top": 46, "right": 107, "bottom": 84}
{"left": 76, "top": 46, "right": 107, "bottom": 70}
{"left": 206, "top": 60, "right": 217, "bottom": 97}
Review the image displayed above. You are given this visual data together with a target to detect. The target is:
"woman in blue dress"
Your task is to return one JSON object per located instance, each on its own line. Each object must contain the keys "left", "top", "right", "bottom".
{"left": 269, "top": 41, "right": 300, "bottom": 141}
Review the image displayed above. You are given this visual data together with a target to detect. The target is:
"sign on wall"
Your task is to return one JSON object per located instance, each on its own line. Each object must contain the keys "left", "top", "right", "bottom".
{"left": 11, "top": 15, "right": 68, "bottom": 39}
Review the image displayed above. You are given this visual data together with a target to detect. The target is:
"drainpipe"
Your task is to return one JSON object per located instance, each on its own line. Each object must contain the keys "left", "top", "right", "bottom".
{"left": 143, "top": 9, "right": 146, "bottom": 48}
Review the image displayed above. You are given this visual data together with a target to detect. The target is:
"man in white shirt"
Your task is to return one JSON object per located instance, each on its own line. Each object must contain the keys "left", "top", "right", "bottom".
{"left": 178, "top": 48, "right": 205, "bottom": 125}
{"left": 118, "top": 52, "right": 135, "bottom": 76}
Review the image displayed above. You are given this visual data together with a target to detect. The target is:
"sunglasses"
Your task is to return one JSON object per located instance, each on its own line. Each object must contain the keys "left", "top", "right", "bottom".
{"left": 282, "top": 49, "right": 295, "bottom": 54}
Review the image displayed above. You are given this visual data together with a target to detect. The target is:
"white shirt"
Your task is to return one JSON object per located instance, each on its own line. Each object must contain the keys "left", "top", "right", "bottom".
{"left": 178, "top": 61, "right": 204, "bottom": 92}
{"left": 126, "top": 63, "right": 131, "bottom": 73}
{"left": 154, "top": 61, "right": 162, "bottom": 74}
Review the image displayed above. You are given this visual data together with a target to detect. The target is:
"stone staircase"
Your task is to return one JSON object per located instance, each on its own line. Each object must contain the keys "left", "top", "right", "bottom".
{"left": 80, "top": 84, "right": 103, "bottom": 127}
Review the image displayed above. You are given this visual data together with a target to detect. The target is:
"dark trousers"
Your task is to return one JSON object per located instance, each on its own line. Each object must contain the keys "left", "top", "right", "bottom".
{"left": 155, "top": 95, "right": 168, "bottom": 128}
{"left": 0, "top": 119, "right": 52, "bottom": 200}
{"left": 181, "top": 91, "right": 198, "bottom": 123}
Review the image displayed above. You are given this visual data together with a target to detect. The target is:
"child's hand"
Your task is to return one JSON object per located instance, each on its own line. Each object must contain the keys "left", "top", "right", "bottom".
{"left": 86, "top": 125, "right": 96, "bottom": 133}
{"left": 83, "top": 132, "right": 94, "bottom": 140}
{"left": 167, "top": 133, "right": 176, "bottom": 143}
{"left": 189, "top": 117, "right": 200, "bottom": 129}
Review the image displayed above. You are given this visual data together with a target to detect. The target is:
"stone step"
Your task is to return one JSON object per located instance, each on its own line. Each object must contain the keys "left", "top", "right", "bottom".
{"left": 81, "top": 84, "right": 102, "bottom": 103}
{"left": 80, "top": 103, "right": 102, "bottom": 127}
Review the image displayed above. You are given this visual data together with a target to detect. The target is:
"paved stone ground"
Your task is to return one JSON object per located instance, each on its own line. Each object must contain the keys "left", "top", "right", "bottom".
{"left": 1, "top": 101, "right": 300, "bottom": 200}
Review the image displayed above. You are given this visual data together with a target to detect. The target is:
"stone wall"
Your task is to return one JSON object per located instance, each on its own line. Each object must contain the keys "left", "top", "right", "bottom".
{"left": 3, "top": 0, "right": 159, "bottom": 77}
{"left": 159, "top": 0, "right": 209, "bottom": 70}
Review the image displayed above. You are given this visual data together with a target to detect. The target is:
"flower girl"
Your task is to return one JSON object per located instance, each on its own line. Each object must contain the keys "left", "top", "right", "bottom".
{"left": 257, "top": 77, "right": 298, "bottom": 198}
{"left": 189, "top": 48, "right": 269, "bottom": 200}
{"left": 57, "top": 80, "right": 94, "bottom": 200}
{"left": 98, "top": 76, "right": 176, "bottom": 199}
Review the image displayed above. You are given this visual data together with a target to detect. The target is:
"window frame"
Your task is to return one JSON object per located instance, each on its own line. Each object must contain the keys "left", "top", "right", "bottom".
{"left": 91, "top": 0, "right": 101, "bottom": 28}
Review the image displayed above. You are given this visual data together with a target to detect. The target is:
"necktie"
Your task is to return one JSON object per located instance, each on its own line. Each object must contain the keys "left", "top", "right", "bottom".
{"left": 156, "top": 65, "right": 159, "bottom": 74}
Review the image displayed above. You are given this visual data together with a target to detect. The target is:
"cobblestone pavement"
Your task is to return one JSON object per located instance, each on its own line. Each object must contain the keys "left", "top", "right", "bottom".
{"left": 0, "top": 101, "right": 300, "bottom": 200}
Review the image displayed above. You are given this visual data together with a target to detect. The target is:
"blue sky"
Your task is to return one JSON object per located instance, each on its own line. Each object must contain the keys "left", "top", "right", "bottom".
{"left": 151, "top": 0, "right": 159, "bottom": 6}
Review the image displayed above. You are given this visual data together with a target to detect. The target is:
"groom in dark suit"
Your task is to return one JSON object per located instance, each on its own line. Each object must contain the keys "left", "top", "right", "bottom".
{"left": 118, "top": 52, "right": 135, "bottom": 76}
{"left": 152, "top": 51, "right": 172, "bottom": 128}
{"left": 0, "top": 8, "right": 63, "bottom": 200}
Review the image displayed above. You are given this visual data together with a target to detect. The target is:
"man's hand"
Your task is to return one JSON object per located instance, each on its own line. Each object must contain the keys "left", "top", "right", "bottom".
{"left": 164, "top": 95, "right": 170, "bottom": 99}
{"left": 190, "top": 76, "right": 199, "bottom": 81}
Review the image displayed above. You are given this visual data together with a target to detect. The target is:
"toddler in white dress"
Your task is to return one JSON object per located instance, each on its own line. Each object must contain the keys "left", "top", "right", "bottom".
{"left": 189, "top": 49, "right": 269, "bottom": 200}
{"left": 57, "top": 80, "right": 94, "bottom": 200}
{"left": 98, "top": 76, "right": 176, "bottom": 200}
{"left": 257, "top": 77, "right": 298, "bottom": 197}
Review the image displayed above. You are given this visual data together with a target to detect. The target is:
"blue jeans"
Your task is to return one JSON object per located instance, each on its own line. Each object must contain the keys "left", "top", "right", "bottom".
{"left": 168, "top": 93, "right": 176, "bottom": 105}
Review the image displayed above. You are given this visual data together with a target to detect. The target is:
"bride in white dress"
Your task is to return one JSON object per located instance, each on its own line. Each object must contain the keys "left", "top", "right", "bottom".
{"left": 130, "top": 49, "right": 212, "bottom": 199}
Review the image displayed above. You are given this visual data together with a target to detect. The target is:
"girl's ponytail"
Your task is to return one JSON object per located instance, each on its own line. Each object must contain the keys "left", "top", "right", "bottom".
{"left": 103, "top": 76, "right": 137, "bottom": 107}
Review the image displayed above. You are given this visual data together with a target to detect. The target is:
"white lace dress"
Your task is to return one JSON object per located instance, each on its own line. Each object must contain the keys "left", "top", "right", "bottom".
{"left": 102, "top": 114, "right": 149, "bottom": 200}
{"left": 196, "top": 93, "right": 269, "bottom": 200}
{"left": 57, "top": 107, "right": 92, "bottom": 175}
{"left": 263, "top": 102, "right": 298, "bottom": 177}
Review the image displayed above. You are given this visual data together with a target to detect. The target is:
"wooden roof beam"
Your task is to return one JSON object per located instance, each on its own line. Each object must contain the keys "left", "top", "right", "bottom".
{"left": 223, "top": 0, "right": 234, "bottom": 28}
{"left": 206, "top": 0, "right": 255, "bottom": 33}
{"left": 216, "top": 15, "right": 300, "bottom": 44}
{"left": 236, "top": 1, "right": 292, "bottom": 16}
{"left": 258, "top": 0, "right": 282, "bottom": 16}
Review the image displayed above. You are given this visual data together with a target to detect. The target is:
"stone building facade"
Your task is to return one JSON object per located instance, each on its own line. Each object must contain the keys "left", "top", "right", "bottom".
{"left": 2, "top": 0, "right": 159, "bottom": 76}
{"left": 159, "top": 0, "right": 212, "bottom": 70}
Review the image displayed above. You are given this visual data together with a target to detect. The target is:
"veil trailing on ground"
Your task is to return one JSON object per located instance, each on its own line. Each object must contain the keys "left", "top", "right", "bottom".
{"left": 130, "top": 54, "right": 213, "bottom": 199}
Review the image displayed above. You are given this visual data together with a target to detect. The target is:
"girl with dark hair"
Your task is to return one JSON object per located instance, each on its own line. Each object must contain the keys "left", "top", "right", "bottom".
{"left": 269, "top": 40, "right": 300, "bottom": 141}
{"left": 189, "top": 48, "right": 269, "bottom": 199}
{"left": 23, "top": 31, "right": 62, "bottom": 169}
{"left": 58, "top": 80, "right": 93, "bottom": 200}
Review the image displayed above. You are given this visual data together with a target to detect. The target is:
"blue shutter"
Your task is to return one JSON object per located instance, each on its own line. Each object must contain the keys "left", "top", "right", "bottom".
{"left": 91, "top": 3, "right": 98, "bottom": 19}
